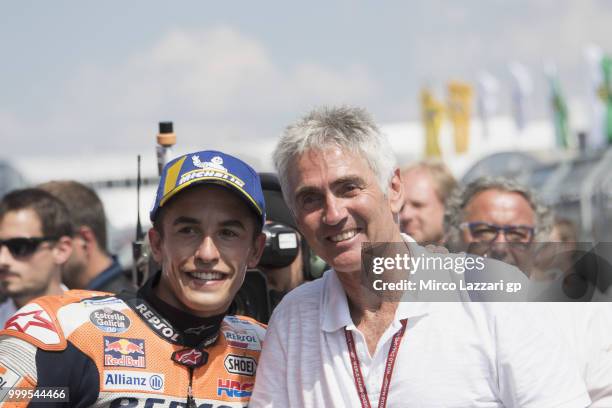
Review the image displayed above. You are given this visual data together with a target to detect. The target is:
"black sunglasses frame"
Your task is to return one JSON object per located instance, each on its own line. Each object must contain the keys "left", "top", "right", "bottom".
{"left": 460, "top": 222, "right": 535, "bottom": 244}
{"left": 0, "top": 237, "right": 58, "bottom": 258}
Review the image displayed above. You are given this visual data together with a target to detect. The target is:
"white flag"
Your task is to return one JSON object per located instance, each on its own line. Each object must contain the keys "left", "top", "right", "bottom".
{"left": 585, "top": 45, "right": 606, "bottom": 149}
{"left": 477, "top": 71, "right": 500, "bottom": 139}
{"left": 508, "top": 62, "right": 533, "bottom": 130}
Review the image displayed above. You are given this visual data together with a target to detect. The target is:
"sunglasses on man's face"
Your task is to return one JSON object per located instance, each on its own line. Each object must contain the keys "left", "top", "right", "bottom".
{"left": 460, "top": 222, "right": 535, "bottom": 244}
{"left": 0, "top": 237, "right": 57, "bottom": 258}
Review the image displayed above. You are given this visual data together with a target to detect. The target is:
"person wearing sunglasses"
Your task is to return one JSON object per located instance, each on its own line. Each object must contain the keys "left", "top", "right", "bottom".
{"left": 0, "top": 188, "right": 73, "bottom": 326}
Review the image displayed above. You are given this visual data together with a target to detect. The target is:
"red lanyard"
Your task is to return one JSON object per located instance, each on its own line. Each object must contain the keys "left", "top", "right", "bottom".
{"left": 345, "top": 319, "right": 408, "bottom": 408}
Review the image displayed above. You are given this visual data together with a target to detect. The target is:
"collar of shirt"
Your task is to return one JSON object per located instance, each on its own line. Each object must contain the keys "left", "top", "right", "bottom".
{"left": 320, "top": 233, "right": 429, "bottom": 333}
{"left": 86, "top": 255, "right": 122, "bottom": 290}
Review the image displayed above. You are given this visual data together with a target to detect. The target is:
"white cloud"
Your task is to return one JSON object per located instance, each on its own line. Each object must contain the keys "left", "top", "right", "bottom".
{"left": 4, "top": 2, "right": 612, "bottom": 159}
{"left": 0, "top": 26, "right": 379, "bottom": 157}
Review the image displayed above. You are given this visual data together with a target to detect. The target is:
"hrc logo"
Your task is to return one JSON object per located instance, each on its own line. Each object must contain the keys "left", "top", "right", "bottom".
{"left": 216, "top": 378, "right": 253, "bottom": 399}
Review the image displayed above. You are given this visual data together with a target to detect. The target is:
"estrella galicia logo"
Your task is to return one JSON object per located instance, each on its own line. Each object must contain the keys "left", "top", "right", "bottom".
{"left": 90, "top": 308, "right": 131, "bottom": 333}
{"left": 103, "top": 336, "right": 145, "bottom": 368}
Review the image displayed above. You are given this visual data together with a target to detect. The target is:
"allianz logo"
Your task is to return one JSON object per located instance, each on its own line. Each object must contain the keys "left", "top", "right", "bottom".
{"left": 103, "top": 370, "right": 164, "bottom": 392}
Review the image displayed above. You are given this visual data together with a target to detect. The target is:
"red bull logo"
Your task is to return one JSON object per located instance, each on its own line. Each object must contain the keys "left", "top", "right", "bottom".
{"left": 103, "top": 336, "right": 146, "bottom": 368}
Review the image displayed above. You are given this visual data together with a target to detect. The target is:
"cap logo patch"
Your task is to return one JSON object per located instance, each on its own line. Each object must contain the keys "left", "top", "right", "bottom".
{"left": 192, "top": 155, "right": 227, "bottom": 171}
{"left": 150, "top": 149, "right": 266, "bottom": 225}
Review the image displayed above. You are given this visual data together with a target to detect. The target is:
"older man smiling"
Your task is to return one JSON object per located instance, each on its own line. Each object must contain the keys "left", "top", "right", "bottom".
{"left": 250, "top": 106, "right": 590, "bottom": 408}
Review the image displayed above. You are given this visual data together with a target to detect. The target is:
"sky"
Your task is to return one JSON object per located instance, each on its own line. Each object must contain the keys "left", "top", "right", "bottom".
{"left": 2, "top": 0, "right": 612, "bottom": 161}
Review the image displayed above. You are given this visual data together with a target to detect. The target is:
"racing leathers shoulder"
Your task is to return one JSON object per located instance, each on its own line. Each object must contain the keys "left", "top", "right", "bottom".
{"left": 0, "top": 284, "right": 265, "bottom": 408}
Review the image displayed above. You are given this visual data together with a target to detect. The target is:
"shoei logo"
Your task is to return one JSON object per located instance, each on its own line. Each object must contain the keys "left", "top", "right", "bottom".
{"left": 224, "top": 355, "right": 257, "bottom": 376}
{"left": 192, "top": 155, "right": 226, "bottom": 172}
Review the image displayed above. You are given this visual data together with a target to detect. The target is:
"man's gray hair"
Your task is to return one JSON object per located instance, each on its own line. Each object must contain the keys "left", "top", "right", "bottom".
{"left": 444, "top": 176, "right": 553, "bottom": 244}
{"left": 273, "top": 106, "right": 397, "bottom": 210}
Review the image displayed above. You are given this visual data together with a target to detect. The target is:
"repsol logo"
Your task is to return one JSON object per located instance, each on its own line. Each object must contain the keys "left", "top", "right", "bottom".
{"left": 135, "top": 303, "right": 179, "bottom": 342}
{"left": 222, "top": 329, "right": 261, "bottom": 350}
{"left": 109, "top": 398, "right": 246, "bottom": 408}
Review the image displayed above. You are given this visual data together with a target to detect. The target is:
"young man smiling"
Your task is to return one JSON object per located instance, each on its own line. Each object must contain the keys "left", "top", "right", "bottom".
{"left": 0, "top": 150, "right": 267, "bottom": 407}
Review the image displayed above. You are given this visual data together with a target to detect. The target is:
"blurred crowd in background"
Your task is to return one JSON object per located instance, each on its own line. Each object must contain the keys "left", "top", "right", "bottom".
{"left": 2, "top": 46, "right": 612, "bottom": 320}
{"left": 1, "top": 135, "right": 611, "bottom": 324}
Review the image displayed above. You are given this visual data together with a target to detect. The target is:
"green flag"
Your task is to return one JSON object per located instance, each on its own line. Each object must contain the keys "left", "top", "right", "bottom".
{"left": 601, "top": 56, "right": 612, "bottom": 145}
{"left": 549, "top": 74, "right": 570, "bottom": 149}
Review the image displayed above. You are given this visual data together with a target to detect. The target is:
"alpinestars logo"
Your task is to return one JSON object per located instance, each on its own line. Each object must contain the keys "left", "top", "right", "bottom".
{"left": 171, "top": 348, "right": 208, "bottom": 368}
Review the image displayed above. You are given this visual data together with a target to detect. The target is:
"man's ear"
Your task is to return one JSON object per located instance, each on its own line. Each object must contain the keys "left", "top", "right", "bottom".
{"left": 53, "top": 236, "right": 73, "bottom": 265}
{"left": 247, "top": 232, "right": 266, "bottom": 269}
{"left": 78, "top": 226, "right": 97, "bottom": 252}
{"left": 388, "top": 168, "right": 404, "bottom": 214}
{"left": 148, "top": 228, "right": 163, "bottom": 264}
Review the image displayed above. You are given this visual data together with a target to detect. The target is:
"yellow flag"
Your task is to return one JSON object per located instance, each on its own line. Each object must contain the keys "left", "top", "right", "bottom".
{"left": 421, "top": 88, "right": 444, "bottom": 158}
{"left": 447, "top": 81, "right": 473, "bottom": 154}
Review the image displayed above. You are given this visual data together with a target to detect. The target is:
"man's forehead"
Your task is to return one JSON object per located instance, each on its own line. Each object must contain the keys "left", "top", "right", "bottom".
{"left": 465, "top": 190, "right": 535, "bottom": 222}
{"left": 0, "top": 209, "right": 43, "bottom": 237}
{"left": 170, "top": 214, "right": 246, "bottom": 228}
{"left": 289, "top": 147, "right": 372, "bottom": 187}
{"left": 402, "top": 166, "right": 428, "bottom": 179}
{"left": 403, "top": 172, "right": 436, "bottom": 194}
{"left": 162, "top": 186, "right": 257, "bottom": 227}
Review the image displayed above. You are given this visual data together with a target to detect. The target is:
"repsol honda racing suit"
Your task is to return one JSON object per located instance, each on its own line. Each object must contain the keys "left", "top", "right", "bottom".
{"left": 0, "top": 272, "right": 265, "bottom": 407}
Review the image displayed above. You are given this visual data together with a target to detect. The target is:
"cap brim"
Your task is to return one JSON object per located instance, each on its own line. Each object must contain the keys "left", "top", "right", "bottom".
{"left": 159, "top": 176, "right": 263, "bottom": 220}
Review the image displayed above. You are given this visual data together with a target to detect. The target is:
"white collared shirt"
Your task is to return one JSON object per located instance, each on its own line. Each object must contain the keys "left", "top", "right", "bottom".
{"left": 541, "top": 302, "right": 612, "bottom": 407}
{"left": 251, "top": 240, "right": 590, "bottom": 408}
